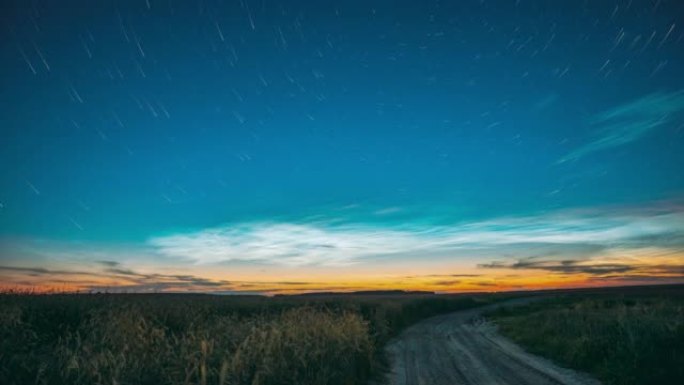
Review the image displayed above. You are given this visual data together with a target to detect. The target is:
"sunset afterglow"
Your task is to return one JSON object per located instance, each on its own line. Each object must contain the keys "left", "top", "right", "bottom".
{"left": 1, "top": 1, "right": 683, "bottom": 294}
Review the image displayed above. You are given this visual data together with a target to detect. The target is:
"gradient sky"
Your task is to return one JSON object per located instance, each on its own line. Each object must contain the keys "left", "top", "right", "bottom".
{"left": 1, "top": 0, "right": 683, "bottom": 294}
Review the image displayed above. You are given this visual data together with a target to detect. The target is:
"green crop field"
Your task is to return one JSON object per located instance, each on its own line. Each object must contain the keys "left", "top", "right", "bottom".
{"left": 3, "top": 286, "right": 682, "bottom": 385}
{"left": 487, "top": 286, "right": 684, "bottom": 385}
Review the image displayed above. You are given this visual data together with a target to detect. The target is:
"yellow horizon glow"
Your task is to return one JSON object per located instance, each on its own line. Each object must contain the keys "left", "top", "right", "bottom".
{"left": 1, "top": 249, "right": 682, "bottom": 295}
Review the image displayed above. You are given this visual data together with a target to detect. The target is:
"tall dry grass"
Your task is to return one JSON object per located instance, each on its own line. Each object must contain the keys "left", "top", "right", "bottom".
{"left": 0, "top": 292, "right": 485, "bottom": 385}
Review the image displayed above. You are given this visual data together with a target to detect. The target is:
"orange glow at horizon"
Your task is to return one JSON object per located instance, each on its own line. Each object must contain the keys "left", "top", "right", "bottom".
{"left": 2, "top": 265, "right": 682, "bottom": 295}
{"left": 1, "top": 249, "right": 682, "bottom": 295}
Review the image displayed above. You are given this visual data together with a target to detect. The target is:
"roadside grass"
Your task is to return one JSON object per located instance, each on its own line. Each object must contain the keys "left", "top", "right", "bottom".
{"left": 0, "top": 292, "right": 494, "bottom": 385}
{"left": 487, "top": 291, "right": 684, "bottom": 385}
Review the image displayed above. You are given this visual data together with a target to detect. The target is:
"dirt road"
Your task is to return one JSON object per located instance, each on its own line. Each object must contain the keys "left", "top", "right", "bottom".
{"left": 384, "top": 298, "right": 601, "bottom": 385}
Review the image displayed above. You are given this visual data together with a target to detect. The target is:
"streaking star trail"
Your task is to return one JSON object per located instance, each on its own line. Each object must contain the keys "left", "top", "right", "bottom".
{"left": 1, "top": 0, "right": 683, "bottom": 293}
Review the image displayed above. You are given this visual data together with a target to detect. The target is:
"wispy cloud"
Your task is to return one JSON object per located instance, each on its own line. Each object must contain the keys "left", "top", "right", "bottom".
{"left": 559, "top": 91, "right": 684, "bottom": 163}
{"left": 374, "top": 207, "right": 403, "bottom": 215}
{"left": 403, "top": 274, "right": 482, "bottom": 278}
{"left": 478, "top": 259, "right": 636, "bottom": 275}
{"left": 149, "top": 223, "right": 428, "bottom": 266}
{"left": 0, "top": 264, "right": 236, "bottom": 293}
{"left": 96, "top": 260, "right": 120, "bottom": 267}
{"left": 148, "top": 204, "right": 684, "bottom": 266}
{"left": 4, "top": 202, "right": 684, "bottom": 292}
{"left": 0, "top": 265, "right": 94, "bottom": 276}
{"left": 478, "top": 250, "right": 684, "bottom": 285}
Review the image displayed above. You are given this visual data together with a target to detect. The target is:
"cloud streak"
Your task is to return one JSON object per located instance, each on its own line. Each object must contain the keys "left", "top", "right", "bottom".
{"left": 149, "top": 223, "right": 431, "bottom": 266}
{"left": 559, "top": 91, "right": 684, "bottom": 163}
{"left": 148, "top": 205, "right": 684, "bottom": 266}
{"left": 0, "top": 264, "right": 236, "bottom": 293}
{"left": 4, "top": 202, "right": 684, "bottom": 293}
{"left": 0, "top": 265, "right": 95, "bottom": 276}
{"left": 478, "top": 259, "right": 637, "bottom": 275}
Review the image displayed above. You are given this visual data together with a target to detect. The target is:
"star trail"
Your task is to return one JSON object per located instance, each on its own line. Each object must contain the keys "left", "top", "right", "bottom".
{"left": 1, "top": 0, "right": 683, "bottom": 293}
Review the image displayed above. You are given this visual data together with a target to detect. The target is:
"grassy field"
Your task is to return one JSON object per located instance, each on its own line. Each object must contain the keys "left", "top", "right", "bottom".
{"left": 487, "top": 286, "right": 684, "bottom": 385}
{"left": 0, "top": 291, "right": 497, "bottom": 385}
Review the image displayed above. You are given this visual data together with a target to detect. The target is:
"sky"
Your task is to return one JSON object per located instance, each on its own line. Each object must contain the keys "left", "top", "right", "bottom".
{"left": 1, "top": 0, "right": 683, "bottom": 294}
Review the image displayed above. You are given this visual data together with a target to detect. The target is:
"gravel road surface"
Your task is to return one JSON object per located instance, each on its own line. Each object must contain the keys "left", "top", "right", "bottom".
{"left": 384, "top": 298, "right": 601, "bottom": 385}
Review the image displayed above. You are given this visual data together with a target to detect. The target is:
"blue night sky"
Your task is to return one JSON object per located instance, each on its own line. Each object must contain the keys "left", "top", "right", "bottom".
{"left": 1, "top": 0, "right": 683, "bottom": 293}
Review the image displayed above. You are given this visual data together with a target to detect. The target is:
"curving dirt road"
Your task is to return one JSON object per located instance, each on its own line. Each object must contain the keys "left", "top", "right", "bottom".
{"left": 384, "top": 298, "right": 601, "bottom": 385}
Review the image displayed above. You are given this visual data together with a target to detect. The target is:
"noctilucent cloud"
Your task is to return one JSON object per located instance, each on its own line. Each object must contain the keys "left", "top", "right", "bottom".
{"left": 1, "top": 0, "right": 683, "bottom": 293}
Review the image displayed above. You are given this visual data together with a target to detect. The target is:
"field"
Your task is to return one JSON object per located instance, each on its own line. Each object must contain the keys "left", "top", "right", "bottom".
{"left": 487, "top": 286, "right": 684, "bottom": 385}
{"left": 0, "top": 291, "right": 499, "bottom": 385}
{"left": 4, "top": 286, "right": 682, "bottom": 385}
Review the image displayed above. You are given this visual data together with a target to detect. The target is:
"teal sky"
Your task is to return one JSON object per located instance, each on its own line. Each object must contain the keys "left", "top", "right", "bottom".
{"left": 1, "top": 0, "right": 683, "bottom": 292}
